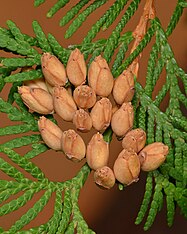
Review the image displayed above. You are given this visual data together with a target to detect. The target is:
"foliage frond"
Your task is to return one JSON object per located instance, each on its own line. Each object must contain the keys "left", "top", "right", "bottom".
{"left": 0, "top": 147, "right": 46, "bottom": 180}
{"left": 4, "top": 69, "right": 42, "bottom": 83}
{"left": 24, "top": 143, "right": 48, "bottom": 160}
{"left": 0, "top": 135, "right": 41, "bottom": 149}
{"left": 56, "top": 189, "right": 72, "bottom": 233}
{"left": 8, "top": 189, "right": 53, "bottom": 233}
{"left": 34, "top": 0, "right": 46, "bottom": 7}
{"left": 135, "top": 172, "right": 153, "bottom": 225}
{"left": 64, "top": 0, "right": 107, "bottom": 39}
{"left": 166, "top": 0, "right": 186, "bottom": 37}
{"left": 111, "top": 32, "right": 133, "bottom": 74}
{"left": 47, "top": 0, "right": 70, "bottom": 18}
{"left": 59, "top": 0, "right": 92, "bottom": 27}
{"left": 47, "top": 190, "right": 63, "bottom": 234}
{"left": 113, "top": 21, "right": 155, "bottom": 76}
{"left": 0, "top": 189, "right": 37, "bottom": 216}
{"left": 32, "top": 20, "right": 52, "bottom": 53}
{"left": 84, "top": 0, "right": 140, "bottom": 44}
{"left": 103, "top": 0, "right": 141, "bottom": 63}
{"left": 0, "top": 157, "right": 26, "bottom": 182}
{"left": 48, "top": 33, "right": 70, "bottom": 65}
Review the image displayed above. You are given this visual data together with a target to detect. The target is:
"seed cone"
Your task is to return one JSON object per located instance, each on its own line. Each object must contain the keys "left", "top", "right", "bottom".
{"left": 38, "top": 116, "right": 63, "bottom": 150}
{"left": 122, "top": 128, "right": 146, "bottom": 153}
{"left": 45, "top": 81, "right": 55, "bottom": 95}
{"left": 24, "top": 78, "right": 49, "bottom": 92}
{"left": 67, "top": 86, "right": 73, "bottom": 96}
{"left": 86, "top": 132, "right": 109, "bottom": 170}
{"left": 113, "top": 148, "right": 140, "bottom": 185}
{"left": 88, "top": 55, "right": 114, "bottom": 97}
{"left": 113, "top": 70, "right": 135, "bottom": 105}
{"left": 73, "top": 109, "right": 92, "bottom": 132}
{"left": 18, "top": 86, "right": 54, "bottom": 114}
{"left": 138, "top": 142, "right": 169, "bottom": 171}
{"left": 90, "top": 97, "right": 112, "bottom": 132}
{"left": 73, "top": 85, "right": 96, "bottom": 109}
{"left": 61, "top": 129, "right": 86, "bottom": 162}
{"left": 66, "top": 48, "right": 86, "bottom": 87}
{"left": 111, "top": 102, "right": 134, "bottom": 137}
{"left": 53, "top": 86, "right": 77, "bottom": 121}
{"left": 41, "top": 53, "right": 67, "bottom": 86}
{"left": 112, "top": 104, "right": 119, "bottom": 116}
{"left": 94, "top": 166, "right": 115, "bottom": 189}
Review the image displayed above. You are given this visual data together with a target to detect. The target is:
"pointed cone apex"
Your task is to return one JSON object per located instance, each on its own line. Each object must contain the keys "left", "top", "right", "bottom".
{"left": 53, "top": 86, "right": 77, "bottom": 121}
{"left": 61, "top": 129, "right": 86, "bottom": 162}
{"left": 73, "top": 109, "right": 92, "bottom": 132}
{"left": 111, "top": 102, "right": 134, "bottom": 137}
{"left": 138, "top": 142, "right": 169, "bottom": 171}
{"left": 86, "top": 132, "right": 109, "bottom": 170}
{"left": 41, "top": 53, "right": 67, "bottom": 86}
{"left": 18, "top": 86, "right": 54, "bottom": 114}
{"left": 73, "top": 85, "right": 96, "bottom": 109}
{"left": 122, "top": 128, "right": 146, "bottom": 153}
{"left": 24, "top": 78, "right": 49, "bottom": 92}
{"left": 113, "top": 70, "right": 135, "bottom": 105}
{"left": 88, "top": 55, "right": 114, "bottom": 97}
{"left": 113, "top": 148, "right": 140, "bottom": 185}
{"left": 90, "top": 97, "right": 112, "bottom": 132}
{"left": 38, "top": 116, "right": 63, "bottom": 150}
{"left": 66, "top": 48, "right": 87, "bottom": 87}
{"left": 94, "top": 166, "right": 115, "bottom": 189}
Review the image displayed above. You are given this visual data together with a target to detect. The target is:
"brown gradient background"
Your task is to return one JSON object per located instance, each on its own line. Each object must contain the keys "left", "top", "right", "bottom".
{"left": 0, "top": 0, "right": 187, "bottom": 233}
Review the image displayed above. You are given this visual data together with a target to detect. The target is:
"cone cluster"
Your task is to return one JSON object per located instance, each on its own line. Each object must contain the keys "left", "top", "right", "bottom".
{"left": 18, "top": 49, "right": 169, "bottom": 189}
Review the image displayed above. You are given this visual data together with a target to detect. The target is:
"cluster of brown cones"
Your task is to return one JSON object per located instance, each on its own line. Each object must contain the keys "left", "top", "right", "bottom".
{"left": 18, "top": 49, "right": 169, "bottom": 189}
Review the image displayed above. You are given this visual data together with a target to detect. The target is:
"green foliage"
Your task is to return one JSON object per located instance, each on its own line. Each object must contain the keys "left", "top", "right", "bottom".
{"left": 84, "top": 0, "right": 139, "bottom": 44}
{"left": 0, "top": 0, "right": 187, "bottom": 232}
{"left": 47, "top": 0, "right": 70, "bottom": 18}
{"left": 59, "top": 0, "right": 90, "bottom": 27}
{"left": 65, "top": 0, "right": 108, "bottom": 39}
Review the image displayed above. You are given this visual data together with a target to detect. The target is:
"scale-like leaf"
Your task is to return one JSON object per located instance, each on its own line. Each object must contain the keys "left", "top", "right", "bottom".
{"left": 34, "top": 0, "right": 45, "bottom": 7}
{"left": 24, "top": 143, "right": 48, "bottom": 160}
{"left": 0, "top": 124, "right": 36, "bottom": 136}
{"left": 103, "top": 0, "right": 141, "bottom": 63}
{"left": 8, "top": 189, "right": 53, "bottom": 233}
{"left": 0, "top": 148, "right": 46, "bottom": 181}
{"left": 0, "top": 134, "right": 41, "bottom": 149}
{"left": 135, "top": 173, "right": 153, "bottom": 225}
{"left": 47, "top": 190, "right": 63, "bottom": 234}
{"left": 0, "top": 157, "right": 25, "bottom": 182}
{"left": 47, "top": 0, "right": 70, "bottom": 18}
{"left": 4, "top": 69, "right": 43, "bottom": 83}
{"left": 32, "top": 21, "right": 52, "bottom": 53}
{"left": 56, "top": 189, "right": 72, "bottom": 233}
{"left": 0, "top": 189, "right": 37, "bottom": 216}
{"left": 60, "top": 0, "right": 90, "bottom": 26}
{"left": 47, "top": 33, "right": 70, "bottom": 65}
{"left": 65, "top": 0, "right": 107, "bottom": 39}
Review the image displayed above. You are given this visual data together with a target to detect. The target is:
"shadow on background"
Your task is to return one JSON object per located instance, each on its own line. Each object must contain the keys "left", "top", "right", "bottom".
{"left": 0, "top": 0, "right": 187, "bottom": 233}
